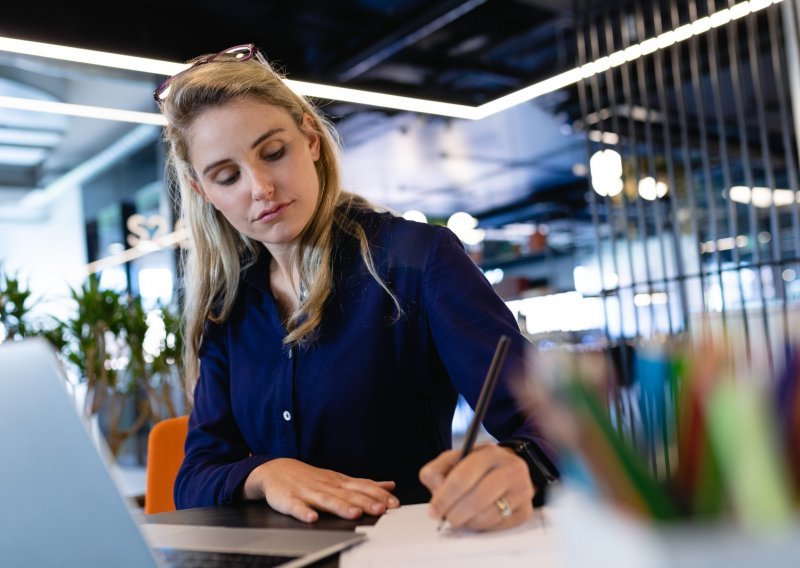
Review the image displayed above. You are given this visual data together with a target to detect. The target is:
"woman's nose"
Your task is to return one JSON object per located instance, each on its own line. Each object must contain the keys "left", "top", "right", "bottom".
{"left": 249, "top": 169, "right": 275, "bottom": 200}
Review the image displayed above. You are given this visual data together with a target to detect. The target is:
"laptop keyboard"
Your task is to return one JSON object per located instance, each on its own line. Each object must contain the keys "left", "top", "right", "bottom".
{"left": 158, "top": 548, "right": 299, "bottom": 567}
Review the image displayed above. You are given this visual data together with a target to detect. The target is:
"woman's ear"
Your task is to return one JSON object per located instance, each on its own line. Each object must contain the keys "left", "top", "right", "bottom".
{"left": 189, "top": 178, "right": 209, "bottom": 202}
{"left": 301, "top": 113, "right": 321, "bottom": 162}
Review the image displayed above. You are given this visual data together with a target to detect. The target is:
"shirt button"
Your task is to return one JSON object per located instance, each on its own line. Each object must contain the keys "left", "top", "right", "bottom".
{"left": 283, "top": 411, "right": 292, "bottom": 421}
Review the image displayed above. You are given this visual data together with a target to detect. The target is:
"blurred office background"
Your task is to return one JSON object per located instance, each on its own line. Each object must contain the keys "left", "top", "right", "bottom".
{"left": 0, "top": 0, "right": 798, "bottom": 467}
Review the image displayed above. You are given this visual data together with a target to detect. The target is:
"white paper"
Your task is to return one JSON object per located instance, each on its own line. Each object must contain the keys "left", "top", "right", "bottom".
{"left": 340, "top": 503, "right": 560, "bottom": 568}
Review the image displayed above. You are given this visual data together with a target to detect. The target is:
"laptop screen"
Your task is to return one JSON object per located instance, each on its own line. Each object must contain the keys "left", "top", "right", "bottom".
{"left": 0, "top": 339, "right": 364, "bottom": 568}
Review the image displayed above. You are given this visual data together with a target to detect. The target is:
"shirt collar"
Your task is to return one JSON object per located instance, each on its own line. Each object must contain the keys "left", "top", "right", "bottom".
{"left": 241, "top": 247, "right": 271, "bottom": 294}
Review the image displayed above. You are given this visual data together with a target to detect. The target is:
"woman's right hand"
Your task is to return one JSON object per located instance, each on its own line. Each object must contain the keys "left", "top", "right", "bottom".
{"left": 243, "top": 458, "right": 399, "bottom": 523}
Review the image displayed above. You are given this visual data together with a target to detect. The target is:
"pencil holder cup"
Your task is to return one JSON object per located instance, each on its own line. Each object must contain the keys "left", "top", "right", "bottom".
{"left": 550, "top": 488, "right": 800, "bottom": 568}
{"left": 520, "top": 338, "right": 800, "bottom": 568}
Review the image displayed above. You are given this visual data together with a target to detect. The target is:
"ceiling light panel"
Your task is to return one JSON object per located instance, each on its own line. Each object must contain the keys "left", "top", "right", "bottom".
{"left": 0, "top": 95, "right": 166, "bottom": 125}
{"left": 0, "top": 144, "right": 48, "bottom": 166}
{"left": 0, "top": 128, "right": 62, "bottom": 147}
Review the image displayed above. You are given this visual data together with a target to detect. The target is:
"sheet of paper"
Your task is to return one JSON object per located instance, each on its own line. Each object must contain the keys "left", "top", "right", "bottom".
{"left": 340, "top": 503, "right": 560, "bottom": 568}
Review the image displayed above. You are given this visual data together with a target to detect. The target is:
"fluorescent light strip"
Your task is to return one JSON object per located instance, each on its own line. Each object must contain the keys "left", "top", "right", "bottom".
{"left": 473, "top": 0, "right": 783, "bottom": 117}
{"left": 0, "top": 36, "right": 185, "bottom": 76}
{"left": 474, "top": 68, "right": 585, "bottom": 119}
{"left": 0, "top": 95, "right": 166, "bottom": 125}
{"left": 0, "top": 0, "right": 783, "bottom": 122}
{"left": 285, "top": 79, "right": 475, "bottom": 119}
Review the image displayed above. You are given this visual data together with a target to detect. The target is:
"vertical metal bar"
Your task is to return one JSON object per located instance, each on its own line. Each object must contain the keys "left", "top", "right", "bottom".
{"left": 784, "top": 0, "right": 800, "bottom": 172}
{"left": 648, "top": 0, "right": 691, "bottom": 480}
{"left": 634, "top": 0, "right": 676, "bottom": 339}
{"left": 596, "top": 7, "right": 642, "bottom": 340}
{"left": 688, "top": 0, "right": 729, "bottom": 338}
{"left": 768, "top": 4, "right": 800, "bottom": 350}
{"left": 668, "top": 0, "right": 709, "bottom": 329}
{"left": 600, "top": 5, "right": 641, "bottom": 441}
{"left": 617, "top": 2, "right": 659, "bottom": 472}
{"left": 652, "top": 0, "right": 691, "bottom": 338}
{"left": 596, "top": 6, "right": 639, "bottom": 442}
{"left": 634, "top": 1, "right": 675, "bottom": 479}
{"left": 576, "top": 0, "right": 615, "bottom": 361}
{"left": 577, "top": 0, "right": 635, "bottom": 443}
{"left": 747, "top": 6, "right": 786, "bottom": 371}
{"left": 619, "top": 1, "right": 659, "bottom": 337}
{"left": 591, "top": 2, "right": 634, "bottom": 439}
{"left": 726, "top": 0, "right": 774, "bottom": 376}
{"left": 704, "top": 0, "right": 753, "bottom": 366}
{"left": 588, "top": 9, "right": 629, "bottom": 349}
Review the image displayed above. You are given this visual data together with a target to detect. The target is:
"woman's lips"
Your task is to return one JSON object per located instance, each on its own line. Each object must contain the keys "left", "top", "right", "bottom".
{"left": 255, "top": 202, "right": 291, "bottom": 222}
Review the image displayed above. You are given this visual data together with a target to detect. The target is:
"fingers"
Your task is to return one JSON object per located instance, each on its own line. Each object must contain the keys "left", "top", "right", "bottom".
{"left": 271, "top": 495, "right": 319, "bottom": 523}
{"left": 273, "top": 484, "right": 375, "bottom": 522}
{"left": 426, "top": 445, "right": 499, "bottom": 518}
{"left": 456, "top": 492, "right": 534, "bottom": 532}
{"left": 288, "top": 482, "right": 396, "bottom": 520}
{"left": 300, "top": 487, "right": 370, "bottom": 520}
{"left": 444, "top": 468, "right": 534, "bottom": 530}
{"left": 419, "top": 448, "right": 462, "bottom": 492}
{"left": 425, "top": 444, "right": 535, "bottom": 532}
{"left": 341, "top": 478, "right": 400, "bottom": 511}
{"left": 257, "top": 459, "right": 400, "bottom": 522}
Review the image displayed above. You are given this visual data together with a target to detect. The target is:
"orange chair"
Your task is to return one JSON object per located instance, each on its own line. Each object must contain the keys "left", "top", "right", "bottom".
{"left": 144, "top": 415, "right": 189, "bottom": 515}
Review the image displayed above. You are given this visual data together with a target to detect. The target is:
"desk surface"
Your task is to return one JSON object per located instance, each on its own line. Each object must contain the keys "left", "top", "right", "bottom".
{"left": 146, "top": 503, "right": 380, "bottom": 567}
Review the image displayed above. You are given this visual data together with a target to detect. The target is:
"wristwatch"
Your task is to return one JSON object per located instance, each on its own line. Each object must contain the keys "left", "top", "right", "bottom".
{"left": 498, "top": 438, "right": 559, "bottom": 508}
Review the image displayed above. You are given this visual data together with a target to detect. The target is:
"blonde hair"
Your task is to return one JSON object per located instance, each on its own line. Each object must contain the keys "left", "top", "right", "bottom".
{"left": 160, "top": 52, "right": 400, "bottom": 398}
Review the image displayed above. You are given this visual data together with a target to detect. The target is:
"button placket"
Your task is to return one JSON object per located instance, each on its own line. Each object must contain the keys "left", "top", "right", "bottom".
{"left": 282, "top": 342, "right": 298, "bottom": 456}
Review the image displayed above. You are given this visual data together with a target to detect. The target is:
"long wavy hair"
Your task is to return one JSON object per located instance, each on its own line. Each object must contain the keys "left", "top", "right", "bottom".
{"left": 160, "top": 52, "right": 400, "bottom": 398}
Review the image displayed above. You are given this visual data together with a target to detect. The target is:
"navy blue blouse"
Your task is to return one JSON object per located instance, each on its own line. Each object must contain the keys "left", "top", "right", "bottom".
{"left": 175, "top": 210, "right": 556, "bottom": 509}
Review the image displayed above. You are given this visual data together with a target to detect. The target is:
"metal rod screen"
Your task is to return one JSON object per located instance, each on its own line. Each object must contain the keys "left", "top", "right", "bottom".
{"left": 576, "top": 0, "right": 800, "bottom": 380}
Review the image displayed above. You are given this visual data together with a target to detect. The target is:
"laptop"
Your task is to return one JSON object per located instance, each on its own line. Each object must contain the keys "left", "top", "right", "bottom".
{"left": 0, "top": 338, "right": 365, "bottom": 567}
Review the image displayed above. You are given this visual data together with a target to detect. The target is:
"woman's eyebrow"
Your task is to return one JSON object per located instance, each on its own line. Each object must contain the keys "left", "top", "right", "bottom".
{"left": 202, "top": 158, "right": 231, "bottom": 177}
{"left": 250, "top": 128, "right": 285, "bottom": 149}
{"left": 201, "top": 128, "right": 286, "bottom": 176}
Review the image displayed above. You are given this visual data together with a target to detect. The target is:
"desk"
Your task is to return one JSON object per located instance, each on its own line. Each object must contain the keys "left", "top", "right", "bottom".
{"left": 146, "top": 503, "right": 379, "bottom": 567}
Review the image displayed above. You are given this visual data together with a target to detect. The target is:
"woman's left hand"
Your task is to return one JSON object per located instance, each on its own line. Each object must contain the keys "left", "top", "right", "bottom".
{"left": 419, "top": 443, "right": 535, "bottom": 531}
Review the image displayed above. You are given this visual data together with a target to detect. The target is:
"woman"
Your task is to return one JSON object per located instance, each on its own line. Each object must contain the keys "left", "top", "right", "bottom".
{"left": 158, "top": 45, "right": 558, "bottom": 532}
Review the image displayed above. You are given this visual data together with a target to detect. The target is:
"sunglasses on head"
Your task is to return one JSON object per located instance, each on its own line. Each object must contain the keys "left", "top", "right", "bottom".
{"left": 153, "top": 43, "right": 268, "bottom": 104}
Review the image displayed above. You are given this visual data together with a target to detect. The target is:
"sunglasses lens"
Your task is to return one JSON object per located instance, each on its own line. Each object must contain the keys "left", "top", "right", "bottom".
{"left": 222, "top": 46, "right": 254, "bottom": 60}
{"left": 156, "top": 82, "right": 172, "bottom": 101}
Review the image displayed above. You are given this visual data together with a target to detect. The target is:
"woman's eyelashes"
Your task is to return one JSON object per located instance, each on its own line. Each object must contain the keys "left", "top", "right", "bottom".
{"left": 215, "top": 169, "right": 239, "bottom": 186}
{"left": 210, "top": 146, "right": 286, "bottom": 186}
{"left": 262, "top": 146, "right": 285, "bottom": 162}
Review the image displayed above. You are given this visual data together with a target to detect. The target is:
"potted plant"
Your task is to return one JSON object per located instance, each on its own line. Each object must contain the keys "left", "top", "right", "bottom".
{"left": 53, "top": 275, "right": 184, "bottom": 458}
{"left": 121, "top": 294, "right": 184, "bottom": 425}
{"left": 2, "top": 269, "right": 184, "bottom": 459}
{"left": 0, "top": 269, "right": 37, "bottom": 341}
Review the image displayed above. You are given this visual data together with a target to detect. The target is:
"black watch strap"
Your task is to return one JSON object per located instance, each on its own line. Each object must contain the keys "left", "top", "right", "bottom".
{"left": 498, "top": 438, "right": 559, "bottom": 508}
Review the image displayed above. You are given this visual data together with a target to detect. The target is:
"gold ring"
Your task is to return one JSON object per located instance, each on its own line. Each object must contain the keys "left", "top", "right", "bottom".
{"left": 495, "top": 497, "right": 512, "bottom": 518}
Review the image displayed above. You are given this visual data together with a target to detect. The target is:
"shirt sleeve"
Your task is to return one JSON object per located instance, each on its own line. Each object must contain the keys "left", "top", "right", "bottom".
{"left": 174, "top": 319, "right": 274, "bottom": 509}
{"left": 421, "top": 227, "right": 559, "bottom": 469}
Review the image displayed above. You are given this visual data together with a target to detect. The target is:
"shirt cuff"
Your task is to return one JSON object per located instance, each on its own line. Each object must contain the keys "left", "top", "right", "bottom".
{"left": 222, "top": 455, "right": 275, "bottom": 505}
{"left": 498, "top": 438, "right": 560, "bottom": 508}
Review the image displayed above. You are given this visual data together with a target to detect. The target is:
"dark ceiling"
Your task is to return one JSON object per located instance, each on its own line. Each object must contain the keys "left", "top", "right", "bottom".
{"left": 0, "top": 0, "right": 598, "bottom": 227}
{"left": 0, "top": 0, "right": 792, "bottom": 238}
{"left": 0, "top": 0, "right": 576, "bottom": 107}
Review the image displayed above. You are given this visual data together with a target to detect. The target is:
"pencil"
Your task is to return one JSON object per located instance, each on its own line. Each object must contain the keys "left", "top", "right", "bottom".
{"left": 437, "top": 334, "right": 512, "bottom": 530}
